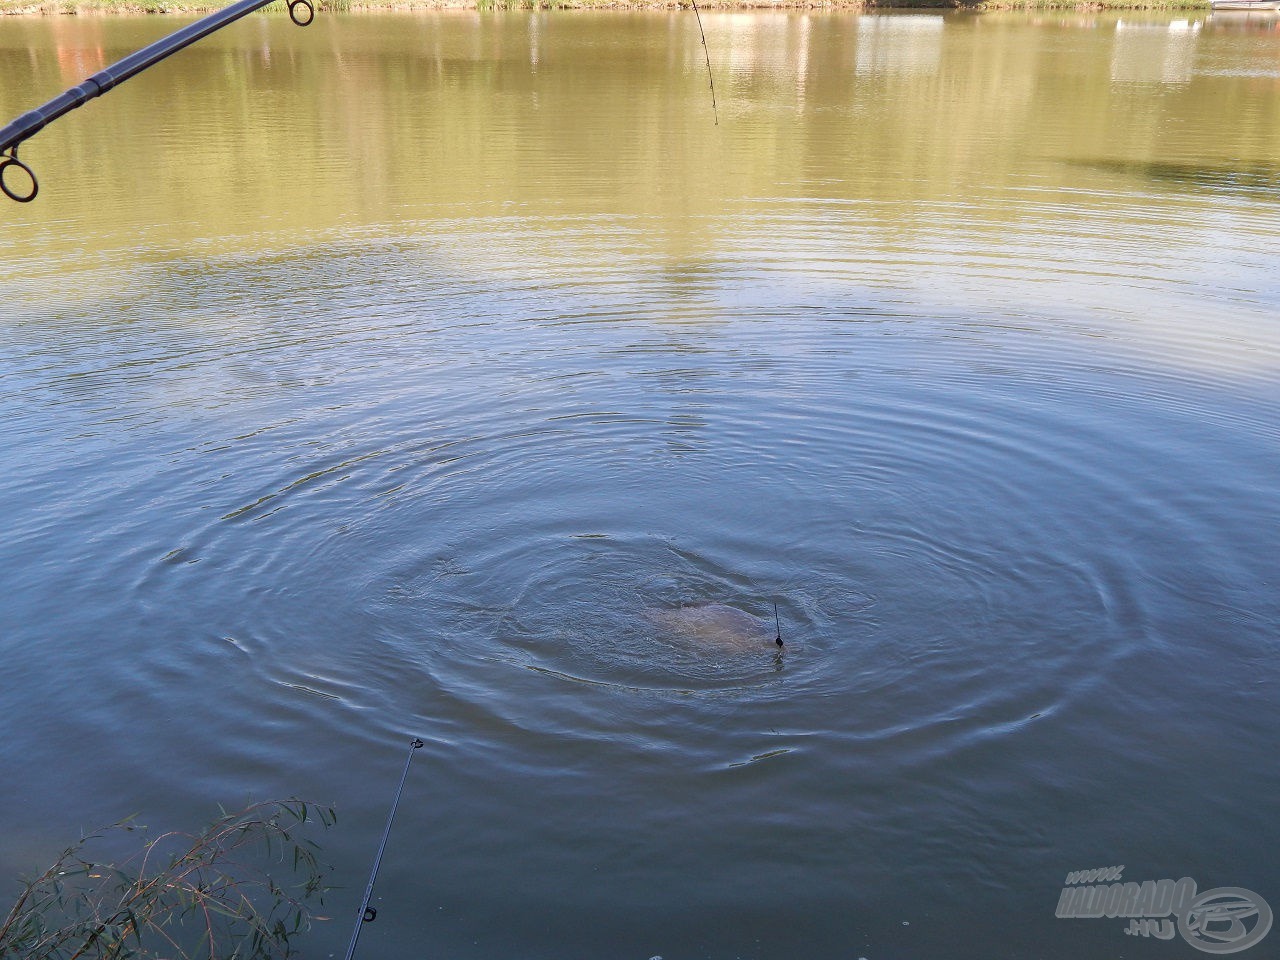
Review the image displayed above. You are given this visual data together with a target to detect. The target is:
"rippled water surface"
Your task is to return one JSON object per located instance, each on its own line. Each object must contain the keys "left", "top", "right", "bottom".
{"left": 2, "top": 10, "right": 1279, "bottom": 958}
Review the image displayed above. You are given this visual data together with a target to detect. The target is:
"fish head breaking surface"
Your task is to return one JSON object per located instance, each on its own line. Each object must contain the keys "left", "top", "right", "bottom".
{"left": 646, "top": 603, "right": 782, "bottom": 653}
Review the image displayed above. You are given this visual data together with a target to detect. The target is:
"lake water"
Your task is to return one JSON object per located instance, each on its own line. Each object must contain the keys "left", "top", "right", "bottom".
{"left": 2, "top": 9, "right": 1278, "bottom": 958}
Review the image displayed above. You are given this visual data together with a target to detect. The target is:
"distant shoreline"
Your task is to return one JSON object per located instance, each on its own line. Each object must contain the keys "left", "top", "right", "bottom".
{"left": 0, "top": 0, "right": 1214, "bottom": 15}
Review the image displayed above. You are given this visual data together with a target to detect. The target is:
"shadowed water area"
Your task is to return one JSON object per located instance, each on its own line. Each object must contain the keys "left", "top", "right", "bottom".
{"left": 1, "top": 9, "right": 1278, "bottom": 958}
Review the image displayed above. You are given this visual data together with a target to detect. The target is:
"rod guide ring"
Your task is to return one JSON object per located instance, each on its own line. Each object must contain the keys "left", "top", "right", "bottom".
{"left": 0, "top": 151, "right": 38, "bottom": 203}
{"left": 288, "top": 0, "right": 314, "bottom": 26}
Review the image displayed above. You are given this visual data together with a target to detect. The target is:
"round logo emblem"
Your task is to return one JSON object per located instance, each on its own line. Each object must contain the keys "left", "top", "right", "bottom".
{"left": 1179, "top": 887, "right": 1273, "bottom": 954}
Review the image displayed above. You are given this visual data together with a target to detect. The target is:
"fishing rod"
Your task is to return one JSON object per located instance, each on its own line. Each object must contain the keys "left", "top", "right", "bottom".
{"left": 1, "top": 2, "right": 722, "bottom": 203}
{"left": 0, "top": 0, "right": 316, "bottom": 204}
{"left": 344, "top": 735, "right": 425, "bottom": 960}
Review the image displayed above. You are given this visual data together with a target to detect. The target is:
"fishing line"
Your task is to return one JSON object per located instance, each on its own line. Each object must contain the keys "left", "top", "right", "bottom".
{"left": 690, "top": 0, "right": 719, "bottom": 126}
{"left": 344, "top": 736, "right": 424, "bottom": 960}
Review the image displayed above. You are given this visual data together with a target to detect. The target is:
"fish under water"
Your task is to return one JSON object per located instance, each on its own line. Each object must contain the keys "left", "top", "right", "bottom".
{"left": 646, "top": 603, "right": 781, "bottom": 653}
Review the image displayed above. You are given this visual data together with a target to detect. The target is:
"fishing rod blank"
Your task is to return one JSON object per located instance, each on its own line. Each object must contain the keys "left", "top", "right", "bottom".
{"left": 344, "top": 736, "right": 425, "bottom": 960}
{"left": 0, "top": 0, "right": 315, "bottom": 203}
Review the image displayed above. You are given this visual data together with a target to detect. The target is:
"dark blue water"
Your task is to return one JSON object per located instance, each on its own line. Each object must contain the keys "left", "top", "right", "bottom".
{"left": 1, "top": 10, "right": 1278, "bottom": 958}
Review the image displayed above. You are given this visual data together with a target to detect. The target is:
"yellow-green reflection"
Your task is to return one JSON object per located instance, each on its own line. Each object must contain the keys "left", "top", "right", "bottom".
{"left": 4, "top": 11, "right": 1279, "bottom": 237}
{"left": 5, "top": 11, "right": 1279, "bottom": 377}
